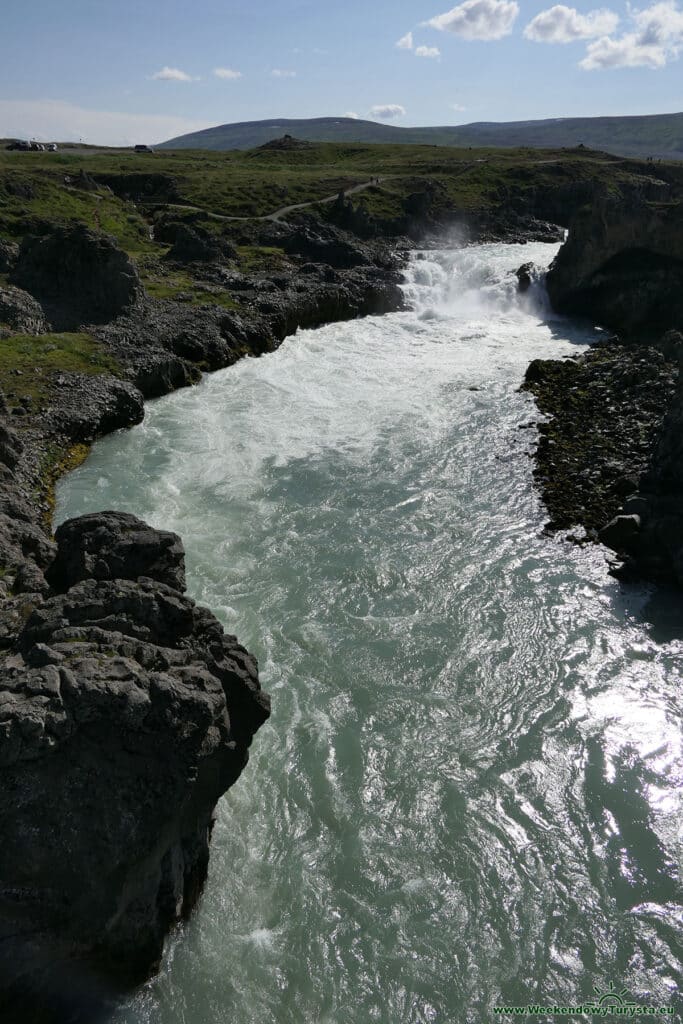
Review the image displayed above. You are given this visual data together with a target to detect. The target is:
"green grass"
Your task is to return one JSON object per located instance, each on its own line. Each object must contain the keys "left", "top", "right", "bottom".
{"left": 235, "top": 245, "right": 288, "bottom": 273}
{"left": 133, "top": 254, "right": 240, "bottom": 307}
{"left": 143, "top": 275, "right": 239, "bottom": 308}
{"left": 0, "top": 332, "right": 120, "bottom": 410}
{"left": 1, "top": 141, "right": 682, "bottom": 296}
{"left": 0, "top": 169, "right": 153, "bottom": 252}
{"left": 3, "top": 142, "right": 678, "bottom": 231}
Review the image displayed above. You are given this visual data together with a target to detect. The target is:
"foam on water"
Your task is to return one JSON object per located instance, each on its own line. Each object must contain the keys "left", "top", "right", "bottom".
{"left": 56, "top": 243, "right": 683, "bottom": 1024}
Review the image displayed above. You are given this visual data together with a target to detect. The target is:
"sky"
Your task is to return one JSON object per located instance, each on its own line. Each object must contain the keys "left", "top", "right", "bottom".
{"left": 1, "top": 0, "right": 683, "bottom": 145}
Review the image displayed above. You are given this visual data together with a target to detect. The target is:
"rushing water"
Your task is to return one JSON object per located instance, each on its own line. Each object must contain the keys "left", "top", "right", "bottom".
{"left": 56, "top": 244, "right": 683, "bottom": 1024}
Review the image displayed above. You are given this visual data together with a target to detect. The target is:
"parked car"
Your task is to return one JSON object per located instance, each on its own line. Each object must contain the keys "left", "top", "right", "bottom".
{"left": 134, "top": 144, "right": 154, "bottom": 153}
{"left": 46, "top": 143, "right": 58, "bottom": 152}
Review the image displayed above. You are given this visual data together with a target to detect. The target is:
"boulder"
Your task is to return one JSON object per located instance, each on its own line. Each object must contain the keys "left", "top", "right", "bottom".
{"left": 599, "top": 514, "right": 641, "bottom": 549}
{"left": 44, "top": 374, "right": 144, "bottom": 444}
{"left": 11, "top": 224, "right": 142, "bottom": 330}
{"left": 46, "top": 511, "right": 186, "bottom": 593}
{"left": 515, "top": 262, "right": 534, "bottom": 293}
{"left": 166, "top": 225, "right": 236, "bottom": 264}
{"left": 0, "top": 284, "right": 48, "bottom": 334}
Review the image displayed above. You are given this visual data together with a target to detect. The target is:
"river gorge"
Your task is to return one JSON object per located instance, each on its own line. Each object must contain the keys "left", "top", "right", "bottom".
{"left": 55, "top": 243, "right": 682, "bottom": 1023}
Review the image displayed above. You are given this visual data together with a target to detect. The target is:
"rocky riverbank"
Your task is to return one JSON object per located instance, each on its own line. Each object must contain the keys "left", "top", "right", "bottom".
{"left": 522, "top": 340, "right": 678, "bottom": 535}
{"left": 523, "top": 188, "right": 683, "bottom": 587}
{"left": 0, "top": 215, "right": 411, "bottom": 1022}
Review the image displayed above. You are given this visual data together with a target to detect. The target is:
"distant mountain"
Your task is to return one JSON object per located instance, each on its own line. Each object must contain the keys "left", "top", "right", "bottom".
{"left": 159, "top": 113, "right": 683, "bottom": 161}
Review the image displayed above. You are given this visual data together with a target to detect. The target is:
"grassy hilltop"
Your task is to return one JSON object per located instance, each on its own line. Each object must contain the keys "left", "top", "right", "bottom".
{"left": 2, "top": 140, "right": 678, "bottom": 240}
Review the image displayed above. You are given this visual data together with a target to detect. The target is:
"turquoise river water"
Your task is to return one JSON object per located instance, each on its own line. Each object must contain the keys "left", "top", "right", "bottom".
{"left": 56, "top": 243, "right": 682, "bottom": 1024}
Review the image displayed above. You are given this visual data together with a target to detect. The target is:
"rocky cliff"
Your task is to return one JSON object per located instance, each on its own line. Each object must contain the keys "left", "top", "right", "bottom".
{"left": 10, "top": 224, "right": 143, "bottom": 331}
{"left": 0, "top": 512, "right": 269, "bottom": 1023}
{"left": 546, "top": 192, "right": 683, "bottom": 339}
{"left": 606, "top": 335, "right": 683, "bottom": 584}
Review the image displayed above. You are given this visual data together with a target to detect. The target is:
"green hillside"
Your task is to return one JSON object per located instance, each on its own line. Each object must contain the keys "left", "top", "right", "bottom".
{"left": 159, "top": 113, "right": 683, "bottom": 161}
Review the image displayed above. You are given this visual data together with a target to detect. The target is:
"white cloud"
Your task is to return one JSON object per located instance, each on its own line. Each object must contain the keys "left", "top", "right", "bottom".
{"left": 579, "top": 0, "right": 683, "bottom": 68}
{"left": 415, "top": 44, "right": 441, "bottom": 56}
{"left": 344, "top": 111, "right": 361, "bottom": 119}
{"left": 151, "top": 66, "right": 194, "bottom": 81}
{"left": 271, "top": 68, "right": 297, "bottom": 77}
{"left": 396, "top": 31, "right": 414, "bottom": 48}
{"left": 369, "top": 104, "right": 406, "bottom": 119}
{"left": 426, "top": 0, "right": 519, "bottom": 40}
{"left": 450, "top": 102, "right": 467, "bottom": 110}
{"left": 0, "top": 98, "right": 211, "bottom": 147}
{"left": 524, "top": 5, "right": 619, "bottom": 43}
{"left": 213, "top": 67, "right": 242, "bottom": 79}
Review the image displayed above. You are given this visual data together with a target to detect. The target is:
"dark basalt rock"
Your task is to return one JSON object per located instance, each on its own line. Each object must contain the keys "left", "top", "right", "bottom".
{"left": 522, "top": 343, "right": 678, "bottom": 537}
{"left": 546, "top": 192, "right": 683, "bottom": 338}
{"left": 92, "top": 172, "right": 179, "bottom": 204}
{"left": 531, "top": 191, "right": 683, "bottom": 585}
{"left": 515, "top": 262, "right": 534, "bottom": 293}
{"left": 47, "top": 511, "right": 186, "bottom": 592}
{"left": 0, "top": 512, "right": 270, "bottom": 1022}
{"left": 599, "top": 513, "right": 641, "bottom": 548}
{"left": 44, "top": 373, "right": 145, "bottom": 443}
{"left": 0, "top": 419, "right": 24, "bottom": 470}
{"left": 166, "top": 224, "right": 237, "bottom": 264}
{"left": 615, "top": 369, "right": 683, "bottom": 584}
{"left": 0, "top": 284, "right": 49, "bottom": 335}
{"left": 0, "top": 239, "right": 19, "bottom": 273}
{"left": 11, "top": 224, "right": 142, "bottom": 330}
{"left": 259, "top": 134, "right": 312, "bottom": 151}
{"left": 278, "top": 225, "right": 371, "bottom": 268}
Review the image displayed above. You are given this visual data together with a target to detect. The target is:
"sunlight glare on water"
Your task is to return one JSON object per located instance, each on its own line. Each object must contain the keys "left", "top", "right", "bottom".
{"left": 56, "top": 243, "right": 683, "bottom": 1024}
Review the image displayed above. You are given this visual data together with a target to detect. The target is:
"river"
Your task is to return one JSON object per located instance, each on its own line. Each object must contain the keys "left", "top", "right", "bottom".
{"left": 56, "top": 243, "right": 682, "bottom": 1024}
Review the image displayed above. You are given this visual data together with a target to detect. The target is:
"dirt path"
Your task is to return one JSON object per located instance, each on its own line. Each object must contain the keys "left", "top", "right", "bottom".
{"left": 163, "top": 177, "right": 385, "bottom": 224}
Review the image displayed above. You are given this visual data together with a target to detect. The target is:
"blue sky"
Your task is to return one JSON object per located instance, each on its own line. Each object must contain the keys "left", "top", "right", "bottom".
{"left": 1, "top": 0, "right": 682, "bottom": 144}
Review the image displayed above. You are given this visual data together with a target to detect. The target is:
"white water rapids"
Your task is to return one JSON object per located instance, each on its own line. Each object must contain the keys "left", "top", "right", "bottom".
{"left": 56, "top": 243, "right": 683, "bottom": 1024}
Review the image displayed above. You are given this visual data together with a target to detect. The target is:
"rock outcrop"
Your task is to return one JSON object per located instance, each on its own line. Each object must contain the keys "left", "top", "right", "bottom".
{"left": 605, "top": 349, "right": 683, "bottom": 584}
{"left": 0, "top": 240, "right": 19, "bottom": 273}
{"left": 11, "top": 225, "right": 142, "bottom": 331}
{"left": 546, "top": 193, "right": 683, "bottom": 338}
{"left": 258, "top": 134, "right": 312, "bottom": 151}
{"left": 165, "top": 224, "right": 237, "bottom": 264}
{"left": 0, "top": 285, "right": 49, "bottom": 335}
{"left": 0, "top": 512, "right": 270, "bottom": 1023}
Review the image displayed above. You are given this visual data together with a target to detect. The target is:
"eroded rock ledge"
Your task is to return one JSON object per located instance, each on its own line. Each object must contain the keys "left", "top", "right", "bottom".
{"left": 0, "top": 512, "right": 270, "bottom": 1023}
